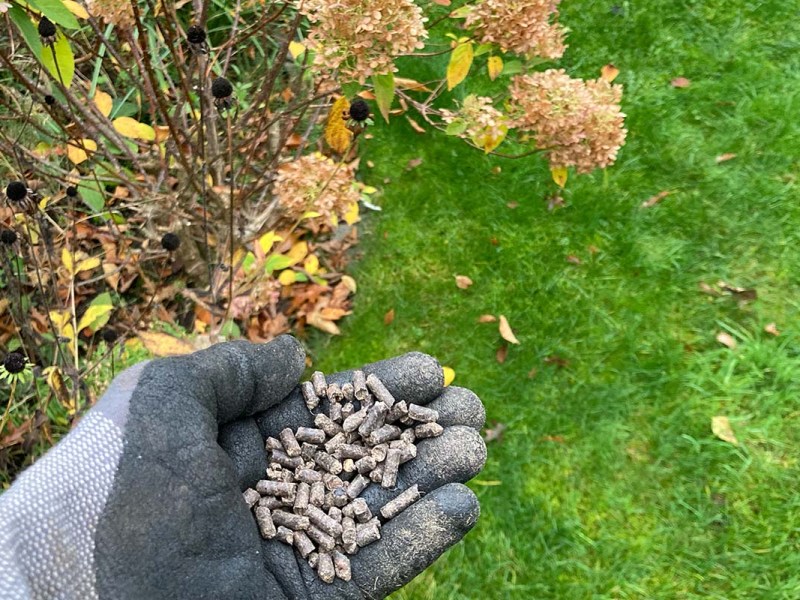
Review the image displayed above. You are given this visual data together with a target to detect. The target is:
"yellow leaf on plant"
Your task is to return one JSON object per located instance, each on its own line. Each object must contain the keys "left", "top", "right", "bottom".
{"left": 447, "top": 42, "right": 474, "bottom": 90}
{"left": 325, "top": 97, "right": 353, "bottom": 154}
{"left": 487, "top": 56, "right": 503, "bottom": 81}
{"left": 304, "top": 254, "right": 320, "bottom": 275}
{"left": 137, "top": 331, "right": 195, "bottom": 356}
{"left": 442, "top": 366, "right": 455, "bottom": 386}
{"left": 94, "top": 90, "right": 113, "bottom": 117}
{"left": 306, "top": 311, "right": 341, "bottom": 335}
{"left": 551, "top": 166, "right": 568, "bottom": 189}
{"left": 498, "top": 315, "right": 520, "bottom": 345}
{"left": 63, "top": 0, "right": 90, "bottom": 18}
{"left": 44, "top": 366, "right": 71, "bottom": 408}
{"left": 344, "top": 201, "right": 360, "bottom": 225}
{"left": 288, "top": 41, "right": 306, "bottom": 59}
{"left": 278, "top": 270, "right": 297, "bottom": 286}
{"left": 136, "top": 123, "right": 156, "bottom": 141}
{"left": 77, "top": 293, "right": 113, "bottom": 333}
{"left": 287, "top": 241, "right": 308, "bottom": 265}
{"left": 600, "top": 63, "right": 620, "bottom": 82}
{"left": 113, "top": 116, "right": 153, "bottom": 140}
{"left": 258, "top": 230, "right": 283, "bottom": 254}
{"left": 711, "top": 415, "right": 739, "bottom": 446}
{"left": 67, "top": 139, "right": 97, "bottom": 164}
{"left": 341, "top": 275, "right": 357, "bottom": 293}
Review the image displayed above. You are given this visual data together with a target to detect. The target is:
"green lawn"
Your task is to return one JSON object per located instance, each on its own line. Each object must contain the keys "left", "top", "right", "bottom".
{"left": 307, "top": 0, "right": 800, "bottom": 597}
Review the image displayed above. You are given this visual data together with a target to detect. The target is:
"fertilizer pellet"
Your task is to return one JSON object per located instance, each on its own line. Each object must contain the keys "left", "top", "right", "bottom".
{"left": 256, "top": 480, "right": 296, "bottom": 497}
{"left": 355, "top": 517, "right": 381, "bottom": 547}
{"left": 307, "top": 524, "right": 336, "bottom": 552}
{"left": 294, "top": 482, "right": 310, "bottom": 514}
{"left": 243, "top": 488, "right": 260, "bottom": 508}
{"left": 279, "top": 428, "right": 302, "bottom": 458}
{"left": 295, "top": 427, "right": 326, "bottom": 445}
{"left": 381, "top": 448, "right": 402, "bottom": 489}
{"left": 407, "top": 404, "right": 439, "bottom": 423}
{"left": 414, "top": 422, "right": 444, "bottom": 439}
{"left": 380, "top": 484, "right": 421, "bottom": 520}
{"left": 366, "top": 373, "right": 396, "bottom": 408}
{"left": 317, "top": 552, "right": 336, "bottom": 584}
{"left": 255, "top": 506, "right": 277, "bottom": 539}
{"left": 276, "top": 525, "right": 294, "bottom": 545}
{"left": 271, "top": 510, "right": 309, "bottom": 531}
{"left": 310, "top": 481, "right": 325, "bottom": 507}
{"left": 333, "top": 549, "right": 352, "bottom": 581}
{"left": 311, "top": 371, "right": 327, "bottom": 397}
{"left": 301, "top": 381, "right": 320, "bottom": 411}
{"left": 293, "top": 530, "right": 316, "bottom": 558}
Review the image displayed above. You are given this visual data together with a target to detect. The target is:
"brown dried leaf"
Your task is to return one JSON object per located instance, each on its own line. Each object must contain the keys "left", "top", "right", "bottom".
{"left": 718, "top": 282, "right": 757, "bottom": 302}
{"left": 478, "top": 314, "right": 497, "bottom": 323}
{"left": 307, "top": 311, "right": 341, "bottom": 335}
{"left": 566, "top": 255, "right": 582, "bottom": 265}
{"left": 698, "top": 281, "right": 719, "bottom": 296}
{"left": 641, "top": 190, "right": 671, "bottom": 208}
{"left": 506, "top": 201, "right": 519, "bottom": 209}
{"left": 482, "top": 421, "right": 506, "bottom": 443}
{"left": 715, "top": 153, "right": 737, "bottom": 163}
{"left": 455, "top": 275, "right": 473, "bottom": 289}
{"left": 711, "top": 415, "right": 739, "bottom": 446}
{"left": 671, "top": 77, "right": 691, "bottom": 88}
{"left": 600, "top": 63, "right": 620, "bottom": 82}
{"left": 764, "top": 322, "right": 780, "bottom": 336}
{"left": 544, "top": 355, "right": 569, "bottom": 367}
{"left": 137, "top": 331, "right": 195, "bottom": 356}
{"left": 319, "top": 307, "right": 351, "bottom": 321}
{"left": 405, "top": 158, "right": 423, "bottom": 171}
{"left": 384, "top": 308, "right": 395, "bottom": 325}
{"left": 496, "top": 345, "right": 508, "bottom": 363}
{"left": 547, "top": 195, "right": 565, "bottom": 211}
{"left": 716, "top": 332, "right": 737, "bottom": 349}
{"left": 405, "top": 116, "right": 426, "bottom": 134}
{"left": 498, "top": 315, "right": 520, "bottom": 344}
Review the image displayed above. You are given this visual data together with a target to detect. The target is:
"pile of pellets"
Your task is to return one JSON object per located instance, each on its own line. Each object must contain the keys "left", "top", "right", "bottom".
{"left": 242, "top": 370, "right": 443, "bottom": 584}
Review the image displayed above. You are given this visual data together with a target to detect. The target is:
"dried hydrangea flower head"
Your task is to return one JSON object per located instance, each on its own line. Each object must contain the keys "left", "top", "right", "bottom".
{"left": 272, "top": 153, "right": 360, "bottom": 224}
{"left": 508, "top": 69, "right": 627, "bottom": 173}
{"left": 464, "top": 0, "right": 567, "bottom": 59}
{"left": 87, "top": 0, "right": 134, "bottom": 28}
{"left": 440, "top": 95, "right": 511, "bottom": 153}
{"left": 300, "top": 0, "right": 428, "bottom": 84}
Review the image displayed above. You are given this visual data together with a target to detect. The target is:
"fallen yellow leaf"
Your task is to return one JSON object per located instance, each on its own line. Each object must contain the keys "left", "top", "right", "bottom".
{"left": 306, "top": 311, "right": 341, "bottom": 335}
{"left": 341, "top": 275, "right": 357, "bottom": 293}
{"left": 498, "top": 315, "right": 520, "bottom": 345}
{"left": 550, "top": 166, "right": 568, "bottom": 189}
{"left": 66, "top": 139, "right": 97, "bottom": 165}
{"left": 137, "top": 331, "right": 195, "bottom": 356}
{"left": 600, "top": 63, "right": 620, "bottom": 82}
{"left": 94, "top": 91, "right": 113, "bottom": 118}
{"left": 711, "top": 415, "right": 739, "bottom": 446}
{"left": 478, "top": 314, "right": 497, "bottom": 323}
{"left": 455, "top": 275, "right": 473, "bottom": 289}
{"left": 716, "top": 332, "right": 737, "bottom": 349}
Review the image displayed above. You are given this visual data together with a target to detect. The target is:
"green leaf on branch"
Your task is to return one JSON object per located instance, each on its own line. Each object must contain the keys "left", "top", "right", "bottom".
{"left": 372, "top": 73, "right": 395, "bottom": 123}
{"left": 28, "top": 0, "right": 81, "bottom": 28}
{"left": 474, "top": 43, "right": 493, "bottom": 57}
{"left": 77, "top": 292, "right": 113, "bottom": 333}
{"left": 501, "top": 60, "right": 524, "bottom": 76}
{"left": 40, "top": 34, "right": 75, "bottom": 88}
{"left": 8, "top": 6, "right": 43, "bottom": 57}
{"left": 77, "top": 180, "right": 105, "bottom": 213}
{"left": 445, "top": 119, "right": 468, "bottom": 136}
{"left": 447, "top": 42, "right": 473, "bottom": 90}
{"left": 264, "top": 254, "right": 294, "bottom": 273}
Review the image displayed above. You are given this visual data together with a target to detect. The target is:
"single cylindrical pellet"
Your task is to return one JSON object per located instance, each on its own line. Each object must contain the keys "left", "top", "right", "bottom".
{"left": 341, "top": 401, "right": 356, "bottom": 420}
{"left": 295, "top": 427, "right": 326, "bottom": 445}
{"left": 333, "top": 549, "right": 352, "bottom": 582}
{"left": 311, "top": 371, "right": 327, "bottom": 397}
{"left": 328, "top": 506, "right": 343, "bottom": 522}
{"left": 386, "top": 400, "right": 408, "bottom": 424}
{"left": 323, "top": 473, "right": 345, "bottom": 491}
{"left": 307, "top": 524, "right": 336, "bottom": 552}
{"left": 366, "top": 373, "right": 396, "bottom": 408}
{"left": 265, "top": 437, "right": 283, "bottom": 451}
{"left": 270, "top": 449, "right": 303, "bottom": 469}
{"left": 256, "top": 480, "right": 297, "bottom": 497}
{"left": 350, "top": 497, "right": 372, "bottom": 523}
{"left": 342, "top": 382, "right": 355, "bottom": 402}
{"left": 342, "top": 458, "right": 355, "bottom": 473}
{"left": 279, "top": 428, "right": 302, "bottom": 458}
{"left": 355, "top": 517, "right": 381, "bottom": 547}
{"left": 382, "top": 448, "right": 402, "bottom": 489}
{"left": 314, "top": 451, "right": 343, "bottom": 475}
{"left": 400, "top": 428, "right": 416, "bottom": 444}
{"left": 352, "top": 370, "right": 368, "bottom": 401}
{"left": 331, "top": 487, "right": 349, "bottom": 507}
{"left": 271, "top": 509, "right": 309, "bottom": 531}
{"left": 329, "top": 401, "right": 343, "bottom": 423}
{"left": 327, "top": 383, "right": 343, "bottom": 403}
{"left": 258, "top": 495, "right": 283, "bottom": 510}
{"left": 415, "top": 422, "right": 444, "bottom": 439}
{"left": 308, "top": 552, "right": 319, "bottom": 569}
{"left": 380, "top": 484, "right": 421, "bottom": 520}
{"left": 343, "top": 539, "right": 358, "bottom": 555}
{"left": 266, "top": 463, "right": 283, "bottom": 480}
{"left": 368, "top": 424, "right": 401, "bottom": 446}
{"left": 342, "top": 408, "right": 368, "bottom": 433}
{"left": 306, "top": 504, "right": 344, "bottom": 538}
{"left": 255, "top": 506, "right": 277, "bottom": 539}
{"left": 276, "top": 525, "right": 294, "bottom": 545}
{"left": 369, "top": 463, "right": 385, "bottom": 484}
{"left": 358, "top": 402, "right": 388, "bottom": 438}
{"left": 346, "top": 473, "right": 371, "bottom": 499}
{"left": 336, "top": 444, "right": 370, "bottom": 460}
{"left": 243, "top": 488, "right": 260, "bottom": 508}
{"left": 314, "top": 413, "right": 343, "bottom": 437}
{"left": 310, "top": 481, "right": 325, "bottom": 507}
{"left": 295, "top": 468, "right": 322, "bottom": 484}
{"left": 408, "top": 403, "right": 439, "bottom": 423}
{"left": 294, "top": 482, "right": 310, "bottom": 515}
{"left": 342, "top": 516, "right": 357, "bottom": 545}
{"left": 324, "top": 432, "right": 347, "bottom": 454}
{"left": 397, "top": 442, "right": 417, "bottom": 464}
{"left": 293, "top": 530, "right": 315, "bottom": 558}
{"left": 371, "top": 444, "right": 388, "bottom": 461}
{"left": 317, "top": 552, "right": 335, "bottom": 584}
{"left": 354, "top": 455, "right": 377, "bottom": 474}
{"left": 301, "top": 381, "right": 320, "bottom": 411}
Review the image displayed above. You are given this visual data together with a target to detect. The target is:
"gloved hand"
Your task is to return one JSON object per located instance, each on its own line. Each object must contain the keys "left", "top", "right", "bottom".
{"left": 0, "top": 335, "right": 486, "bottom": 599}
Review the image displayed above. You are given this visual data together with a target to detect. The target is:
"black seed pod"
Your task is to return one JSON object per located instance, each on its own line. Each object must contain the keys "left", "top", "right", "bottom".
{"left": 3, "top": 352, "right": 26, "bottom": 374}
{"left": 349, "top": 98, "right": 370, "bottom": 122}
{"left": 38, "top": 17, "right": 56, "bottom": 38}
{"left": 187, "top": 25, "right": 206, "bottom": 44}
{"left": 211, "top": 77, "right": 233, "bottom": 99}
{"left": 101, "top": 328, "right": 118, "bottom": 344}
{"left": 161, "top": 232, "right": 180, "bottom": 251}
{"left": 66, "top": 186, "right": 78, "bottom": 197}
{"left": 44, "top": 95, "right": 55, "bottom": 106}
{"left": 6, "top": 181, "right": 27, "bottom": 202}
{"left": 0, "top": 229, "right": 17, "bottom": 244}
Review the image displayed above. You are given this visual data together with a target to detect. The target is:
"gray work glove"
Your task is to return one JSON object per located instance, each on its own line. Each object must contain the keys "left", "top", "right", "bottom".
{"left": 0, "top": 335, "right": 486, "bottom": 599}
